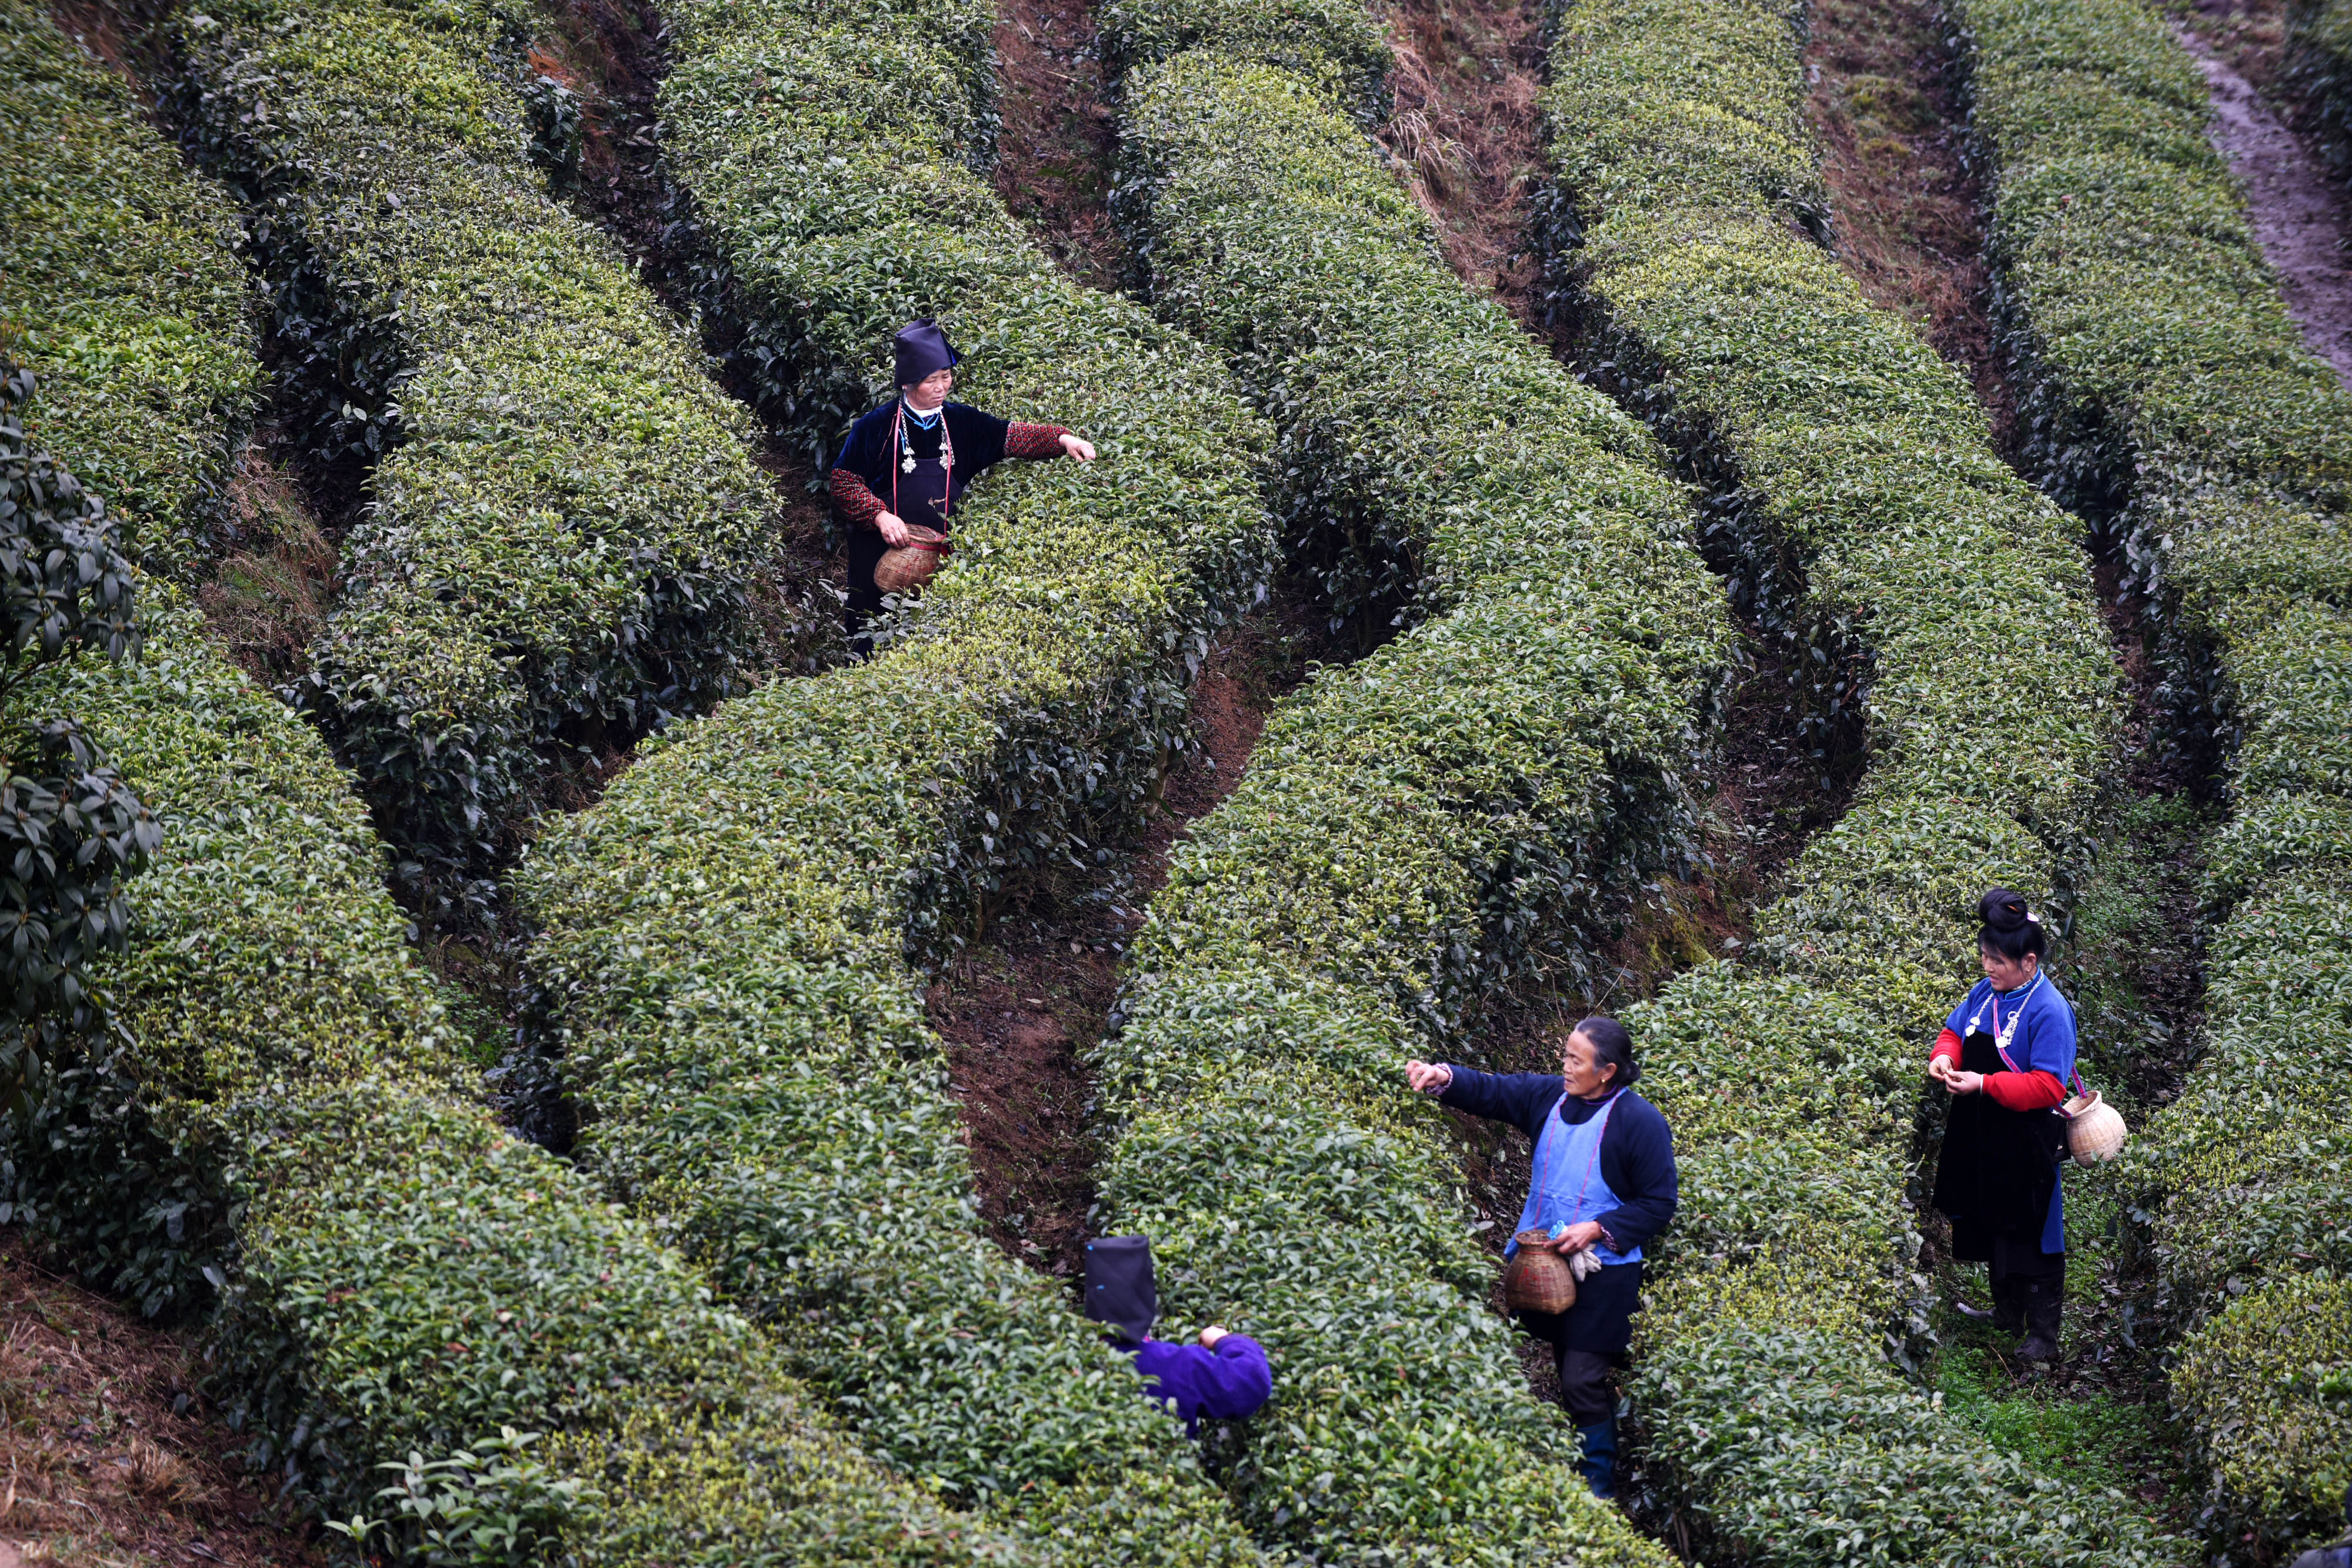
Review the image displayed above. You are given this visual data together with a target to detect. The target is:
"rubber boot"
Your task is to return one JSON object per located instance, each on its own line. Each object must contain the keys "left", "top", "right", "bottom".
{"left": 1576, "top": 1416, "right": 1618, "bottom": 1500}
{"left": 2015, "top": 1274, "right": 2063, "bottom": 1363}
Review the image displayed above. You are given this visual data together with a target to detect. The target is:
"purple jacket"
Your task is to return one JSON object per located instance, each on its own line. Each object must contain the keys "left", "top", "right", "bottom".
{"left": 1127, "top": 1334, "right": 1272, "bottom": 1435}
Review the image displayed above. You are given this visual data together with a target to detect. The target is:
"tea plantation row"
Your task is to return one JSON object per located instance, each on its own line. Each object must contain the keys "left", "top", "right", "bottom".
{"left": 1528, "top": 3, "right": 2183, "bottom": 1564}
{"left": 166, "top": 0, "right": 776, "bottom": 901}
{"left": 1091, "top": 0, "right": 1738, "bottom": 1559}
{"left": 507, "top": 0, "right": 1288, "bottom": 1560}
{"left": 1955, "top": 0, "right": 2352, "bottom": 1550}
{"left": 0, "top": 1, "right": 255, "bottom": 571}
{"left": 0, "top": 4, "right": 1029, "bottom": 1559}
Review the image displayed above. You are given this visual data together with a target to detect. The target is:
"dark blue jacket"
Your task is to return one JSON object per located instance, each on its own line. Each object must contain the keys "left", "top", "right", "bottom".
{"left": 1438, "top": 1067, "right": 1678, "bottom": 1253}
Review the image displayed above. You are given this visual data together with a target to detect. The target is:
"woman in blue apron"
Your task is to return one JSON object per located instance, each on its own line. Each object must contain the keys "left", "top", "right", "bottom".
{"left": 1928, "top": 888, "right": 2079, "bottom": 1363}
{"left": 1406, "top": 1017, "right": 1679, "bottom": 1499}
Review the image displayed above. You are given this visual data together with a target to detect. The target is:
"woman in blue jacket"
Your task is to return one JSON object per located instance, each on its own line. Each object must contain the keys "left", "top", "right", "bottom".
{"left": 1405, "top": 1017, "right": 1678, "bottom": 1499}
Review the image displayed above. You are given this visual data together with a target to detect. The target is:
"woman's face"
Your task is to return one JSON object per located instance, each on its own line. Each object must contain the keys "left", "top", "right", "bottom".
{"left": 905, "top": 368, "right": 953, "bottom": 410}
{"left": 1560, "top": 1029, "right": 1619, "bottom": 1099}
{"left": 1979, "top": 947, "right": 2039, "bottom": 991}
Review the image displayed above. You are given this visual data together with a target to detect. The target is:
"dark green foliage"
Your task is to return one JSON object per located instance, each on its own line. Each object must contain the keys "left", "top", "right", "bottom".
{"left": 2290, "top": 0, "right": 2352, "bottom": 180}
{"left": 1084, "top": 6, "right": 1732, "bottom": 1560}
{"left": 1529, "top": 1, "right": 2176, "bottom": 1562}
{"left": 514, "top": 0, "right": 1283, "bottom": 1560}
{"left": 0, "top": 0, "right": 259, "bottom": 577}
{"left": 6, "top": 573, "right": 1001, "bottom": 1564}
{"left": 165, "top": 0, "right": 777, "bottom": 902}
{"left": 0, "top": 365, "right": 157, "bottom": 1049}
{"left": 1955, "top": 0, "right": 2352, "bottom": 1548}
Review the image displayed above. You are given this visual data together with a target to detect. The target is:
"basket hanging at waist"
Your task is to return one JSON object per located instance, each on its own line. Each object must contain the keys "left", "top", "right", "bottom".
{"left": 874, "top": 525, "right": 951, "bottom": 593}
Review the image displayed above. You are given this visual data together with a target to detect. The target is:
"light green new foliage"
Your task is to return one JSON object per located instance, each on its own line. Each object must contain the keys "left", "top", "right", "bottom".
{"left": 1953, "top": 0, "right": 2352, "bottom": 1549}
{"left": 1532, "top": 1, "right": 2176, "bottom": 1563}
{"left": 166, "top": 0, "right": 776, "bottom": 883}
{"left": 0, "top": 0, "right": 258, "bottom": 574}
{"left": 1088, "top": 2, "right": 1736, "bottom": 1559}
{"left": 514, "top": 0, "right": 1283, "bottom": 1562}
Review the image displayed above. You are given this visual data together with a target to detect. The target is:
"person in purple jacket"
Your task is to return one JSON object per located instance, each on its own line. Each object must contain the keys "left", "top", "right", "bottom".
{"left": 1083, "top": 1235, "right": 1272, "bottom": 1437}
{"left": 1405, "top": 1016, "right": 1678, "bottom": 1499}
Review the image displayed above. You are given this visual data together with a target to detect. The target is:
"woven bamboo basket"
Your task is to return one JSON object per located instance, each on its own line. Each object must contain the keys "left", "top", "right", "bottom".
{"left": 2060, "top": 1088, "right": 2129, "bottom": 1165}
{"left": 1503, "top": 1229, "right": 1577, "bottom": 1314}
{"left": 874, "top": 524, "right": 951, "bottom": 593}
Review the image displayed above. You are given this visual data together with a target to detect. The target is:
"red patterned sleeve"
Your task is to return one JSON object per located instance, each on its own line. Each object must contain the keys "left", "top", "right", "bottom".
{"left": 1982, "top": 1069, "right": 2068, "bottom": 1112}
{"left": 830, "top": 467, "right": 886, "bottom": 529}
{"left": 1003, "top": 422, "right": 1071, "bottom": 459}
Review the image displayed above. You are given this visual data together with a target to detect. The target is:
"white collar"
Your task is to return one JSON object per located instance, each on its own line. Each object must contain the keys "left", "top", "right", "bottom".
{"left": 902, "top": 397, "right": 945, "bottom": 424}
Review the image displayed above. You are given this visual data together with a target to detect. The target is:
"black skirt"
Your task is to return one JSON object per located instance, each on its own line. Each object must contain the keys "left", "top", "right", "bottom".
{"left": 1517, "top": 1259, "right": 1644, "bottom": 1356}
{"left": 1932, "top": 1029, "right": 2064, "bottom": 1245}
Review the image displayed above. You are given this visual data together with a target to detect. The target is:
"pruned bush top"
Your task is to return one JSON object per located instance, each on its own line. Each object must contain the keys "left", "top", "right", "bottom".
{"left": 0, "top": 12, "right": 1003, "bottom": 1555}
{"left": 168, "top": 0, "right": 777, "bottom": 894}
{"left": 1087, "top": 1, "right": 1733, "bottom": 1560}
{"left": 514, "top": 0, "right": 1283, "bottom": 1561}
{"left": 0, "top": 0, "right": 258, "bottom": 574}
{"left": 1529, "top": 1, "right": 2182, "bottom": 1562}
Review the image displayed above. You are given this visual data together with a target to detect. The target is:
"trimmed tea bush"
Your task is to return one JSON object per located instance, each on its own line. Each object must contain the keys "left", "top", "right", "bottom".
{"left": 1955, "top": 0, "right": 2352, "bottom": 1548}
{"left": 18, "top": 599, "right": 1002, "bottom": 1560}
{"left": 1086, "top": 11, "right": 1736, "bottom": 1562}
{"left": 0, "top": 0, "right": 257, "bottom": 576}
{"left": 1533, "top": 1, "right": 2173, "bottom": 1562}
{"left": 0, "top": 72, "right": 994, "bottom": 1551}
{"left": 516, "top": 0, "right": 1279, "bottom": 1560}
{"left": 166, "top": 0, "right": 776, "bottom": 892}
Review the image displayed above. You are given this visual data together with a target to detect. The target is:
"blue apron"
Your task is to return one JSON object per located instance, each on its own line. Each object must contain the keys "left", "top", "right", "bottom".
{"left": 1507, "top": 1091, "right": 1638, "bottom": 1264}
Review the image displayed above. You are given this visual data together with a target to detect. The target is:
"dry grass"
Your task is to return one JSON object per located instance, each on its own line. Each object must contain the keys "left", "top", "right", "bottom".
{"left": 194, "top": 436, "right": 339, "bottom": 684}
{"left": 1803, "top": 0, "right": 2014, "bottom": 446}
{"left": 1376, "top": 0, "right": 1551, "bottom": 322}
{"left": 0, "top": 1235, "right": 324, "bottom": 1567}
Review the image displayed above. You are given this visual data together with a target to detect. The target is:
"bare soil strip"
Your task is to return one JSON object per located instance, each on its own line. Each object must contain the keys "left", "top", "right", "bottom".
{"left": 0, "top": 1235, "right": 326, "bottom": 1568}
{"left": 2174, "top": 21, "right": 2352, "bottom": 386}
{"left": 1375, "top": 0, "right": 1549, "bottom": 323}
{"left": 929, "top": 593, "right": 1342, "bottom": 1283}
{"left": 990, "top": 0, "right": 1125, "bottom": 288}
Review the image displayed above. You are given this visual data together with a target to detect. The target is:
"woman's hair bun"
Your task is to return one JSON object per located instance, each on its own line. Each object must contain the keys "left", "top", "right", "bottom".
{"left": 1977, "top": 888, "right": 2033, "bottom": 932}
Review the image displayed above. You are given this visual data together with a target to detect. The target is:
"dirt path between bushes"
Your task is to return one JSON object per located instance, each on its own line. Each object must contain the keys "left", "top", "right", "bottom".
{"left": 2175, "top": 22, "right": 2352, "bottom": 387}
{"left": 928, "top": 595, "right": 1341, "bottom": 1284}
{"left": 0, "top": 1235, "right": 328, "bottom": 1568}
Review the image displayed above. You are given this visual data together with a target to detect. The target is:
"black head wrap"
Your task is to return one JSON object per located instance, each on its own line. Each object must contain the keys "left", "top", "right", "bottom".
{"left": 893, "top": 318, "right": 960, "bottom": 387}
{"left": 1083, "top": 1235, "right": 1157, "bottom": 1345}
{"left": 1976, "top": 887, "right": 2046, "bottom": 962}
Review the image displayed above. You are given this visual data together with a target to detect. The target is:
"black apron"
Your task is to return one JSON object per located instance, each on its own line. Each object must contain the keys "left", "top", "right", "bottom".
{"left": 1932, "top": 1026, "right": 2065, "bottom": 1265}
{"left": 847, "top": 409, "right": 956, "bottom": 600}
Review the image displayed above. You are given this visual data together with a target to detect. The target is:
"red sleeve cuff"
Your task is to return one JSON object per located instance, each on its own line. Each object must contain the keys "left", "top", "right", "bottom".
{"left": 1981, "top": 1068, "right": 2068, "bottom": 1112}
{"left": 1004, "top": 422, "right": 1070, "bottom": 459}
{"left": 1931, "top": 1028, "right": 1963, "bottom": 1065}
{"left": 830, "top": 467, "right": 884, "bottom": 528}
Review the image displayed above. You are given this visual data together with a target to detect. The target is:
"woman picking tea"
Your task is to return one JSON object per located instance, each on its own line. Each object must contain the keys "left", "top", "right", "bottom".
{"left": 827, "top": 319, "right": 1097, "bottom": 657}
{"left": 1928, "top": 888, "right": 2080, "bottom": 1364}
{"left": 1404, "top": 1018, "right": 1678, "bottom": 1500}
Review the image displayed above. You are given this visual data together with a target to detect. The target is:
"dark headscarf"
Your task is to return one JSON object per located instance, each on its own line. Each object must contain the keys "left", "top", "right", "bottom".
{"left": 1083, "top": 1235, "right": 1157, "bottom": 1344}
{"left": 894, "top": 318, "right": 960, "bottom": 387}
